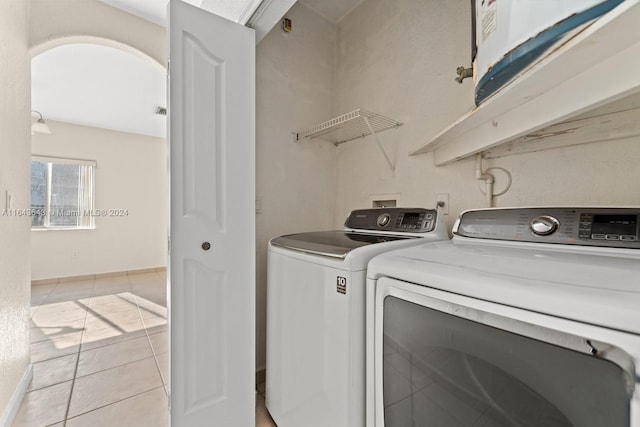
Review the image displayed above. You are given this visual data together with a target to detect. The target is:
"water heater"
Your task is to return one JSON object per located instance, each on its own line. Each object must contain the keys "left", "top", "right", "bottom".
{"left": 473, "top": 0, "right": 625, "bottom": 105}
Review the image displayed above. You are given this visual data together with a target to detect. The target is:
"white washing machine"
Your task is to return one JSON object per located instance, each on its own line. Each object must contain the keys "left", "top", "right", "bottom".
{"left": 265, "top": 208, "right": 450, "bottom": 427}
{"left": 366, "top": 207, "right": 640, "bottom": 427}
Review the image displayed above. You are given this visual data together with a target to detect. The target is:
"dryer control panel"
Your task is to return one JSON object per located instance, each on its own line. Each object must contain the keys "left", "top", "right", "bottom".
{"left": 454, "top": 207, "right": 640, "bottom": 248}
{"left": 345, "top": 208, "right": 438, "bottom": 233}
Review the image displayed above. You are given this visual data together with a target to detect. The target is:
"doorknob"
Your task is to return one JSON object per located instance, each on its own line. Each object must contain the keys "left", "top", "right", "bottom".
{"left": 201, "top": 242, "right": 211, "bottom": 250}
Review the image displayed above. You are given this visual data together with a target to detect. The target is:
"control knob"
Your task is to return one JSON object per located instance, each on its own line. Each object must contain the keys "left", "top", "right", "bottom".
{"left": 377, "top": 213, "right": 391, "bottom": 228}
{"left": 530, "top": 215, "right": 560, "bottom": 236}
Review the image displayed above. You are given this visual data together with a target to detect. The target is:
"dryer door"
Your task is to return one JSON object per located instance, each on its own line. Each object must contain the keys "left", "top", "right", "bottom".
{"left": 372, "top": 278, "right": 638, "bottom": 427}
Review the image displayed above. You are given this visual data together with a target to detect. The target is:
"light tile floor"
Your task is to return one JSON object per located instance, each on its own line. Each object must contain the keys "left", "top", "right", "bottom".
{"left": 15, "top": 272, "right": 168, "bottom": 426}
{"left": 15, "top": 271, "right": 277, "bottom": 427}
{"left": 256, "top": 382, "right": 277, "bottom": 427}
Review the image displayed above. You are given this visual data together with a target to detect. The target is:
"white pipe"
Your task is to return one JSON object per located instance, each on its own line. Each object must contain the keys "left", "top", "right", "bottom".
{"left": 475, "top": 154, "right": 495, "bottom": 208}
{"left": 485, "top": 179, "right": 494, "bottom": 208}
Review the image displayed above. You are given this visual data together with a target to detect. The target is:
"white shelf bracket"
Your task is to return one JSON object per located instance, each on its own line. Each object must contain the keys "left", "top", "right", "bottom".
{"left": 362, "top": 116, "right": 396, "bottom": 172}
{"left": 293, "top": 109, "right": 403, "bottom": 172}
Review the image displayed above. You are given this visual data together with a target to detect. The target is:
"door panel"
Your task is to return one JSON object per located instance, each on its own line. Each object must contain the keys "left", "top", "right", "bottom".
{"left": 181, "top": 33, "right": 224, "bottom": 228}
{"left": 183, "top": 260, "right": 226, "bottom": 410}
{"left": 169, "top": 1, "right": 255, "bottom": 425}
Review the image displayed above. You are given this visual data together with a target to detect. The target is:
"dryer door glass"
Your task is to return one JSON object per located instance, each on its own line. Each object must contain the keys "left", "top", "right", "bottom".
{"left": 382, "top": 296, "right": 630, "bottom": 427}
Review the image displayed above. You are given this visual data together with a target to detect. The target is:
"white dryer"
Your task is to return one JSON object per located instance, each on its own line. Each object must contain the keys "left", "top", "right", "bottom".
{"left": 265, "top": 208, "right": 450, "bottom": 427}
{"left": 367, "top": 207, "right": 640, "bottom": 427}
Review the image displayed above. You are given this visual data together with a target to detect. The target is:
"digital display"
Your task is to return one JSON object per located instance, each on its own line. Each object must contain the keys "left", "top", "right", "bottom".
{"left": 401, "top": 212, "right": 422, "bottom": 227}
{"left": 592, "top": 215, "right": 637, "bottom": 236}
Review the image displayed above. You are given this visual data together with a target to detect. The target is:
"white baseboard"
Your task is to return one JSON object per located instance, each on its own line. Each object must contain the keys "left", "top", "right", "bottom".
{"left": 0, "top": 363, "right": 33, "bottom": 427}
{"left": 31, "top": 266, "right": 167, "bottom": 285}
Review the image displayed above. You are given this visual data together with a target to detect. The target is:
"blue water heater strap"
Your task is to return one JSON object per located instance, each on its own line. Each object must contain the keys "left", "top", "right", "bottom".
{"left": 475, "top": 0, "right": 625, "bottom": 105}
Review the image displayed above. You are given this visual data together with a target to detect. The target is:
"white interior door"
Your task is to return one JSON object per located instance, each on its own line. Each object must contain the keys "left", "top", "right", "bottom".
{"left": 168, "top": 1, "right": 255, "bottom": 425}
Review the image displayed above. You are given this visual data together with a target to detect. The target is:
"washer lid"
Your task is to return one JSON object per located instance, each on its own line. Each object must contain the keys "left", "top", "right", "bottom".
{"left": 270, "top": 231, "right": 413, "bottom": 259}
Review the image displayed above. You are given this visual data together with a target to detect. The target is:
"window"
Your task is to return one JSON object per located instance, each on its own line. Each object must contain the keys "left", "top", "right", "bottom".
{"left": 30, "top": 156, "right": 96, "bottom": 230}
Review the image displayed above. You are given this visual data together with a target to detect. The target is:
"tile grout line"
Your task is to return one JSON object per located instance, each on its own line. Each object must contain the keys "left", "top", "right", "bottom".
{"left": 30, "top": 329, "right": 85, "bottom": 345}
{"left": 74, "top": 352, "right": 164, "bottom": 382}
{"left": 30, "top": 281, "right": 61, "bottom": 320}
{"left": 27, "top": 282, "right": 92, "bottom": 413}
{"left": 130, "top": 277, "right": 168, "bottom": 395}
{"left": 28, "top": 352, "right": 165, "bottom": 395}
{"left": 29, "top": 333, "right": 84, "bottom": 364}
{"left": 61, "top": 277, "right": 96, "bottom": 426}
{"left": 66, "top": 274, "right": 168, "bottom": 422}
{"left": 64, "top": 384, "right": 166, "bottom": 424}
{"left": 21, "top": 274, "right": 167, "bottom": 426}
{"left": 80, "top": 327, "right": 163, "bottom": 354}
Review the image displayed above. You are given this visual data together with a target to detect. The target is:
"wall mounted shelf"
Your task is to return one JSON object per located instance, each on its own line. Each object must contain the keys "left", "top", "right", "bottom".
{"left": 410, "top": 0, "right": 640, "bottom": 166}
{"left": 295, "top": 109, "right": 403, "bottom": 145}
{"left": 295, "top": 109, "right": 403, "bottom": 171}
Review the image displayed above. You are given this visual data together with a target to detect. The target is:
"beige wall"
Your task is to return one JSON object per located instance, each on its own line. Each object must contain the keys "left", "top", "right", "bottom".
{"left": 255, "top": 3, "right": 337, "bottom": 370}
{"left": 0, "top": 0, "right": 32, "bottom": 423}
{"left": 335, "top": 0, "right": 477, "bottom": 228}
{"left": 29, "top": 0, "right": 165, "bottom": 68}
{"left": 334, "top": 0, "right": 640, "bottom": 228}
{"left": 31, "top": 121, "right": 167, "bottom": 281}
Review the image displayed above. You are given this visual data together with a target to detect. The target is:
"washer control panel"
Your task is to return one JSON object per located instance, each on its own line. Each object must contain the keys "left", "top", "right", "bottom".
{"left": 454, "top": 208, "right": 640, "bottom": 248}
{"left": 345, "top": 208, "right": 438, "bottom": 233}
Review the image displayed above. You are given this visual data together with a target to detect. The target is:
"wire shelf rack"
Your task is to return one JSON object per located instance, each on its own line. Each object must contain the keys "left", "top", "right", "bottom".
{"left": 295, "top": 109, "right": 403, "bottom": 146}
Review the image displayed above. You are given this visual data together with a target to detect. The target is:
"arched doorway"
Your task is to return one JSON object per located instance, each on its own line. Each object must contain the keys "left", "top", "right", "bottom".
{"left": 21, "top": 39, "right": 170, "bottom": 425}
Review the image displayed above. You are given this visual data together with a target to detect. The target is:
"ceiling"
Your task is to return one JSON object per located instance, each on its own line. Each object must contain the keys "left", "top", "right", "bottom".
{"left": 96, "top": 0, "right": 363, "bottom": 27}
{"left": 32, "top": 0, "right": 364, "bottom": 139}
{"left": 97, "top": 0, "right": 264, "bottom": 27}
{"left": 32, "top": 43, "right": 167, "bottom": 138}
{"left": 298, "top": 0, "right": 364, "bottom": 24}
